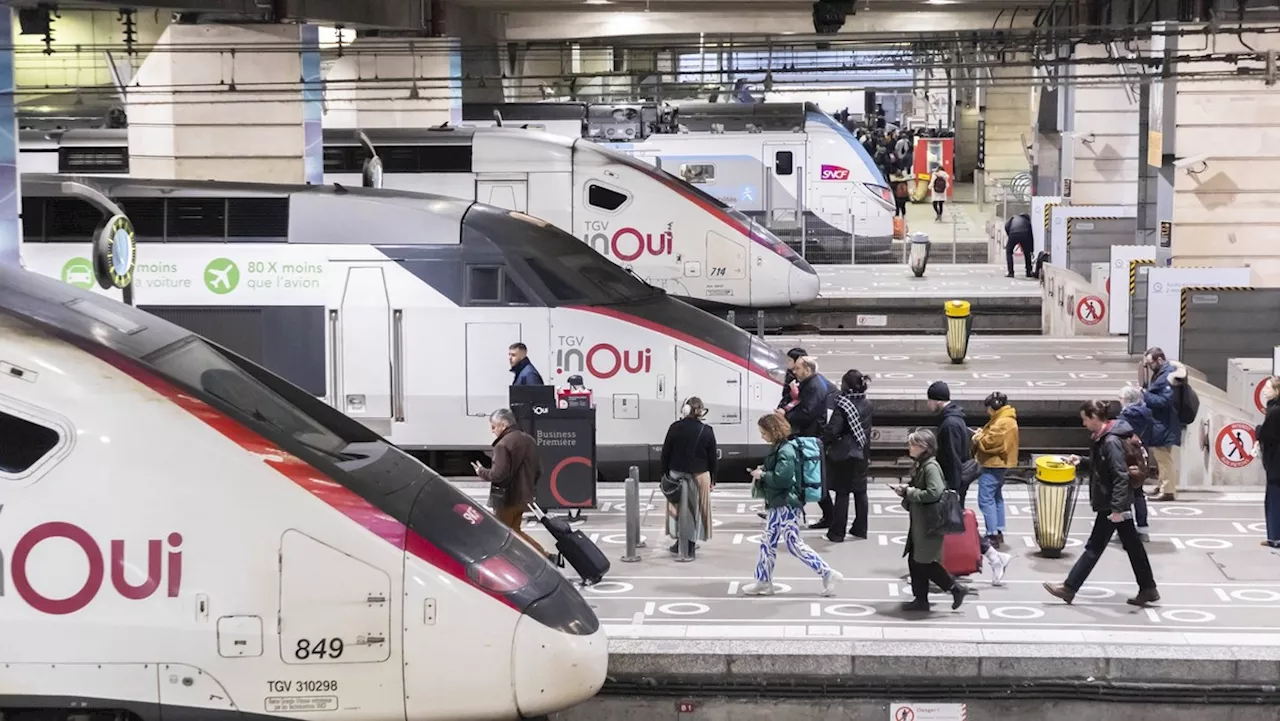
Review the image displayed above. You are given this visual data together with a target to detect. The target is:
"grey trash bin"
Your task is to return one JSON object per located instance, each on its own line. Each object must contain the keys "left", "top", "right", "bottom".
{"left": 909, "top": 233, "right": 931, "bottom": 277}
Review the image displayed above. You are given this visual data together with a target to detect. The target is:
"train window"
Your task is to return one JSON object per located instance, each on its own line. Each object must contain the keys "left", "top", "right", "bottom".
{"left": 679, "top": 163, "right": 715, "bottom": 185}
{"left": 587, "top": 183, "right": 629, "bottom": 212}
{"left": 504, "top": 274, "right": 531, "bottom": 305}
{"left": 0, "top": 410, "right": 61, "bottom": 475}
{"left": 467, "top": 266, "right": 501, "bottom": 303}
{"left": 167, "top": 198, "right": 226, "bottom": 238}
{"left": 775, "top": 151, "right": 794, "bottom": 176}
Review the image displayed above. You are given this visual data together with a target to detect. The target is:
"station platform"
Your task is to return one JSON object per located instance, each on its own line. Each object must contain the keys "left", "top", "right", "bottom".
{"left": 451, "top": 481, "right": 1280, "bottom": 713}
{"left": 773, "top": 335, "right": 1135, "bottom": 452}
{"left": 721, "top": 263, "right": 1042, "bottom": 334}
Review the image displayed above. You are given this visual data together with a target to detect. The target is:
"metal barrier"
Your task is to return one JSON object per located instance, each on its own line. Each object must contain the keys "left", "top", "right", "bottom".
{"left": 1065, "top": 217, "right": 1138, "bottom": 280}
{"left": 1179, "top": 287, "right": 1280, "bottom": 390}
{"left": 1128, "top": 262, "right": 1154, "bottom": 354}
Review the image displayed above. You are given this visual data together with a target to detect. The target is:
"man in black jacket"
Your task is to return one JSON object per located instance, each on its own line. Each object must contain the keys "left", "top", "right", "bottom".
{"left": 778, "top": 347, "right": 808, "bottom": 412}
{"left": 1004, "top": 213, "right": 1035, "bottom": 279}
{"left": 927, "top": 381, "right": 1011, "bottom": 584}
{"left": 1045, "top": 400, "right": 1159, "bottom": 607}
{"left": 778, "top": 356, "right": 838, "bottom": 529}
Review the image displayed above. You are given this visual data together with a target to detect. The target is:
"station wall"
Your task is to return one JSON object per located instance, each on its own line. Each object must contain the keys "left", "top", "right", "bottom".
{"left": 1067, "top": 44, "right": 1141, "bottom": 207}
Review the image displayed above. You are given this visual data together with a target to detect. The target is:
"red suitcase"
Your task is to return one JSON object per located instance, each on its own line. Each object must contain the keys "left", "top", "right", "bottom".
{"left": 942, "top": 509, "right": 982, "bottom": 576}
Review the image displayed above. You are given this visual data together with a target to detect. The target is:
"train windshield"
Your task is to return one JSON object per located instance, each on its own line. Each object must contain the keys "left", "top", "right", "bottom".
{"left": 466, "top": 204, "right": 663, "bottom": 306}
{"left": 141, "top": 334, "right": 598, "bottom": 634}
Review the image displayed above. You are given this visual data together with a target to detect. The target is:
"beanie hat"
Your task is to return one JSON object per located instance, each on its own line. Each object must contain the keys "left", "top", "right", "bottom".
{"left": 927, "top": 381, "right": 950, "bottom": 402}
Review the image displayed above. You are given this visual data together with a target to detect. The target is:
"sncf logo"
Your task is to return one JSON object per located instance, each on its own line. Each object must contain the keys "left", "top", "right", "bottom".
{"left": 820, "top": 164, "right": 850, "bottom": 181}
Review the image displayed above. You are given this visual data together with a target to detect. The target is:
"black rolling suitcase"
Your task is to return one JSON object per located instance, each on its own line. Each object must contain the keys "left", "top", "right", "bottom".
{"left": 529, "top": 502, "right": 610, "bottom": 586}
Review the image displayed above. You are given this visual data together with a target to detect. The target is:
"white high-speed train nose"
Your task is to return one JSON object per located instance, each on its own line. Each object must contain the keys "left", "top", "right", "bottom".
{"left": 789, "top": 260, "right": 821, "bottom": 305}
{"left": 511, "top": 613, "right": 609, "bottom": 717}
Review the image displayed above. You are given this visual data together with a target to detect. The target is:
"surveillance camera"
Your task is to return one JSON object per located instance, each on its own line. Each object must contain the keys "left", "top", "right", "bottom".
{"left": 1173, "top": 153, "right": 1210, "bottom": 168}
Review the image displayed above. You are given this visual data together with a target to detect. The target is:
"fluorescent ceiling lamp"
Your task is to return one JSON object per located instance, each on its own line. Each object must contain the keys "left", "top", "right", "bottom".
{"left": 584, "top": 0, "right": 614, "bottom": 4}
{"left": 924, "top": 0, "right": 961, "bottom": 4}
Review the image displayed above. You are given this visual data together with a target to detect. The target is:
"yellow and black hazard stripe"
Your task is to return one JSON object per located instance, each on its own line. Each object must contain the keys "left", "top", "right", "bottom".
{"left": 1043, "top": 201, "right": 1057, "bottom": 239}
{"left": 1179, "top": 285, "right": 1253, "bottom": 326}
{"left": 1129, "top": 259, "right": 1155, "bottom": 297}
{"left": 1065, "top": 215, "right": 1124, "bottom": 249}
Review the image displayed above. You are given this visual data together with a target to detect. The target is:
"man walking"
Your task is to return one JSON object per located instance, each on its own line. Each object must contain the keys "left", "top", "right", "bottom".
{"left": 1044, "top": 400, "right": 1159, "bottom": 607}
{"left": 1141, "top": 348, "right": 1184, "bottom": 501}
{"left": 474, "top": 408, "right": 546, "bottom": 555}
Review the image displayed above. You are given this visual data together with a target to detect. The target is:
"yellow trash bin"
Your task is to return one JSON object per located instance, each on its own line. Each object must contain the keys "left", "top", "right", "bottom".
{"left": 1028, "top": 455, "right": 1081, "bottom": 558}
{"left": 944, "top": 300, "right": 971, "bottom": 365}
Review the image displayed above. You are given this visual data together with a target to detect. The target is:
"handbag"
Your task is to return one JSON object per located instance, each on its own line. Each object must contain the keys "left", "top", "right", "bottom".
{"left": 960, "top": 459, "right": 982, "bottom": 485}
{"left": 924, "top": 489, "right": 965, "bottom": 537}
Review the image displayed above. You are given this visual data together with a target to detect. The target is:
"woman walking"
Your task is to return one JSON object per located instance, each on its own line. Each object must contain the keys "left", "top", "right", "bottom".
{"left": 823, "top": 369, "right": 874, "bottom": 542}
{"left": 894, "top": 429, "right": 972, "bottom": 611}
{"left": 744, "top": 413, "right": 843, "bottom": 597}
{"left": 972, "top": 392, "right": 1019, "bottom": 549}
{"left": 661, "top": 397, "right": 717, "bottom": 559}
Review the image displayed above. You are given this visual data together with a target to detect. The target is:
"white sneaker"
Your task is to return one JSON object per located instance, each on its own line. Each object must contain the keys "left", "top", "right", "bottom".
{"left": 990, "top": 551, "right": 1012, "bottom": 586}
{"left": 821, "top": 570, "right": 843, "bottom": 597}
{"left": 742, "top": 581, "right": 776, "bottom": 596}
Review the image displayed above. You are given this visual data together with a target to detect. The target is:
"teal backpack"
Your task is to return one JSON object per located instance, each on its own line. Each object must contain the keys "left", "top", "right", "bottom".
{"left": 790, "top": 437, "right": 825, "bottom": 504}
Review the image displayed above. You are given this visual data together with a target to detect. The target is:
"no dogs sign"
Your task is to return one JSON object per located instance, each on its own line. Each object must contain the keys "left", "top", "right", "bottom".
{"left": 1215, "top": 423, "right": 1256, "bottom": 469}
{"left": 1076, "top": 295, "right": 1106, "bottom": 325}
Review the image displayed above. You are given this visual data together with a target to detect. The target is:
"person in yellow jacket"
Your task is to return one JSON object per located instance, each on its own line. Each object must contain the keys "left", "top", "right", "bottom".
{"left": 971, "top": 392, "right": 1019, "bottom": 550}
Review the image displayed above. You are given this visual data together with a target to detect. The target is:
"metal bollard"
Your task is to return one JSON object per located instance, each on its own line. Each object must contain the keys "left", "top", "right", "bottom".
{"left": 621, "top": 466, "right": 641, "bottom": 562}
{"left": 756, "top": 310, "right": 764, "bottom": 338}
{"left": 726, "top": 309, "right": 736, "bottom": 328}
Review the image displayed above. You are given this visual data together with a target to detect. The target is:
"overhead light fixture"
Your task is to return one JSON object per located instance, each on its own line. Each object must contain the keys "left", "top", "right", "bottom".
{"left": 925, "top": 0, "right": 960, "bottom": 4}
{"left": 584, "top": 0, "right": 613, "bottom": 4}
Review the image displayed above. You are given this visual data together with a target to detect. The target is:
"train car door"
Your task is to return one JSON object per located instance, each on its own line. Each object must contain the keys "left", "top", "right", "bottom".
{"left": 763, "top": 142, "right": 805, "bottom": 231}
{"left": 332, "top": 265, "right": 396, "bottom": 436}
{"left": 674, "top": 346, "right": 743, "bottom": 429}
{"left": 477, "top": 175, "right": 529, "bottom": 212}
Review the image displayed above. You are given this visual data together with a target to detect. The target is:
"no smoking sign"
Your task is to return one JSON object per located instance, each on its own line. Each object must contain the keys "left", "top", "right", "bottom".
{"left": 1215, "top": 423, "right": 1257, "bottom": 469}
{"left": 1076, "top": 295, "right": 1106, "bottom": 325}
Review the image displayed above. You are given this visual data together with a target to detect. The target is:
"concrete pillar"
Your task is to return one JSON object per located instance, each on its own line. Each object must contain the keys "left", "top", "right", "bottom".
{"left": 1065, "top": 44, "right": 1141, "bottom": 207}
{"left": 0, "top": 9, "right": 18, "bottom": 268}
{"left": 324, "top": 38, "right": 460, "bottom": 129}
{"left": 127, "top": 23, "right": 309, "bottom": 183}
{"left": 1169, "top": 26, "right": 1280, "bottom": 282}
{"left": 301, "top": 25, "right": 323, "bottom": 185}
{"left": 1137, "top": 23, "right": 1177, "bottom": 251}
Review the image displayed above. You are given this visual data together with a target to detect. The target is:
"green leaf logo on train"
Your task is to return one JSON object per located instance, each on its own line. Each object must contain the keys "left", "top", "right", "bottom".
{"left": 204, "top": 258, "right": 240, "bottom": 294}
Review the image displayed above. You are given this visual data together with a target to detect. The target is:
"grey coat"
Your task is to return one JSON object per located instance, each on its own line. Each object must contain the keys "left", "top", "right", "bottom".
{"left": 902, "top": 456, "right": 947, "bottom": 564}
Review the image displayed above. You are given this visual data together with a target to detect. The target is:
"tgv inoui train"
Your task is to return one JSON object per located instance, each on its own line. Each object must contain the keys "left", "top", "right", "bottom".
{"left": 0, "top": 263, "right": 606, "bottom": 720}
{"left": 462, "top": 102, "right": 897, "bottom": 263}
{"left": 16, "top": 126, "right": 820, "bottom": 309}
{"left": 20, "top": 174, "right": 788, "bottom": 480}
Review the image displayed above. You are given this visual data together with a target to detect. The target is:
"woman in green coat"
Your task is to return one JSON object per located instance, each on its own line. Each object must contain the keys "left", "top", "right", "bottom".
{"left": 891, "top": 428, "right": 972, "bottom": 612}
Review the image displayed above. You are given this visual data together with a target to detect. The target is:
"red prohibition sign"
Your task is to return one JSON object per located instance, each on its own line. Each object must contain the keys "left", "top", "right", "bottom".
{"left": 1215, "top": 423, "right": 1256, "bottom": 469}
{"left": 1076, "top": 295, "right": 1105, "bottom": 325}
{"left": 1254, "top": 378, "right": 1270, "bottom": 414}
{"left": 895, "top": 708, "right": 916, "bottom": 721}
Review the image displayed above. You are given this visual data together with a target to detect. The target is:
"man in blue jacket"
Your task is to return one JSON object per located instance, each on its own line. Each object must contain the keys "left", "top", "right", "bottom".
{"left": 508, "top": 342, "right": 544, "bottom": 386}
{"left": 1140, "top": 348, "right": 1183, "bottom": 501}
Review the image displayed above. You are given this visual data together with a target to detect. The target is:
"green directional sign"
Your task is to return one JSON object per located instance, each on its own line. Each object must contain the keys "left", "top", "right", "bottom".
{"left": 204, "top": 258, "right": 240, "bottom": 294}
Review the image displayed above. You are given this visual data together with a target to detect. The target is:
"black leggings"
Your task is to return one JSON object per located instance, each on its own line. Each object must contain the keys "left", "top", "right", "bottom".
{"left": 822, "top": 458, "right": 869, "bottom": 539}
{"left": 932, "top": 201, "right": 944, "bottom": 217}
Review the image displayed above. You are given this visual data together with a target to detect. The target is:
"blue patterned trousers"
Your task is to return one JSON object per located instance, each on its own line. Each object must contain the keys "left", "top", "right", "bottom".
{"left": 755, "top": 506, "right": 833, "bottom": 583}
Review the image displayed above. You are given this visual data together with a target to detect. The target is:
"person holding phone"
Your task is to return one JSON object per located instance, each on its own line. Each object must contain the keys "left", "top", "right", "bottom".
{"left": 896, "top": 429, "right": 972, "bottom": 612}
{"left": 1044, "top": 400, "right": 1159, "bottom": 607}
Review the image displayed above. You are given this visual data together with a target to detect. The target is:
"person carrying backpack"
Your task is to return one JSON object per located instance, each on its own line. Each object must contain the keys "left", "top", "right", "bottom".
{"left": 778, "top": 356, "right": 838, "bottom": 529}
{"left": 745, "top": 413, "right": 843, "bottom": 597}
{"left": 929, "top": 163, "right": 950, "bottom": 222}
{"left": 1140, "top": 347, "right": 1192, "bottom": 501}
{"left": 892, "top": 428, "right": 973, "bottom": 612}
{"left": 1118, "top": 385, "right": 1155, "bottom": 541}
